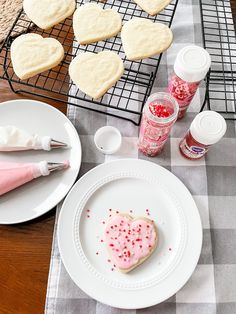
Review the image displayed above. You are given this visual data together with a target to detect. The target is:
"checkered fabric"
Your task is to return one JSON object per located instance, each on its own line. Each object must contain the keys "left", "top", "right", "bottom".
{"left": 45, "top": 0, "right": 236, "bottom": 313}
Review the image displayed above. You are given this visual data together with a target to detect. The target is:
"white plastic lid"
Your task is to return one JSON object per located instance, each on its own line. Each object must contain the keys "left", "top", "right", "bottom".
{"left": 94, "top": 126, "right": 122, "bottom": 155}
{"left": 174, "top": 45, "right": 211, "bottom": 82}
{"left": 190, "top": 111, "right": 227, "bottom": 145}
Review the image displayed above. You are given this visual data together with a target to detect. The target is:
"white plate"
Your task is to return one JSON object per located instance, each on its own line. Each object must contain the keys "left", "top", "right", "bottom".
{"left": 0, "top": 99, "right": 81, "bottom": 224}
{"left": 58, "top": 159, "right": 202, "bottom": 309}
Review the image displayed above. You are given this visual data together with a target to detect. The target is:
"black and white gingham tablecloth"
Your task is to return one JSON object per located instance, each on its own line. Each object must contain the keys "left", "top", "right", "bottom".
{"left": 45, "top": 1, "right": 236, "bottom": 313}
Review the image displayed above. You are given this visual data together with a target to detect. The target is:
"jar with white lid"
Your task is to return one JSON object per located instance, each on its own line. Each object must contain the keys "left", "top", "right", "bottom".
{"left": 168, "top": 45, "right": 211, "bottom": 119}
{"left": 179, "top": 111, "right": 227, "bottom": 160}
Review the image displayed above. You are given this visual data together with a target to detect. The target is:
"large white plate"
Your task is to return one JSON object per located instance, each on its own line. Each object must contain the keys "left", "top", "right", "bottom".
{"left": 0, "top": 99, "right": 81, "bottom": 224}
{"left": 58, "top": 159, "right": 202, "bottom": 309}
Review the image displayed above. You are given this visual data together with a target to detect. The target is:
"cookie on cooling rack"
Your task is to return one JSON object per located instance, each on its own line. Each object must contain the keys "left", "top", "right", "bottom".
{"left": 69, "top": 51, "right": 124, "bottom": 99}
{"left": 121, "top": 18, "right": 173, "bottom": 61}
{"left": 133, "top": 0, "right": 172, "bottom": 16}
{"left": 73, "top": 3, "right": 122, "bottom": 45}
{"left": 11, "top": 33, "right": 64, "bottom": 80}
{"left": 23, "top": 0, "right": 76, "bottom": 29}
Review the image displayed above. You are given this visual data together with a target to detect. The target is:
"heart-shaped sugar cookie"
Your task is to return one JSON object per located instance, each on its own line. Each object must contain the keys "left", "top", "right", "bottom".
{"left": 69, "top": 51, "right": 124, "bottom": 99}
{"left": 121, "top": 18, "right": 173, "bottom": 61}
{"left": 73, "top": 3, "right": 122, "bottom": 45}
{"left": 133, "top": 0, "right": 172, "bottom": 16}
{"left": 23, "top": 0, "right": 76, "bottom": 29}
{"left": 11, "top": 34, "right": 64, "bottom": 80}
{"left": 105, "top": 214, "right": 157, "bottom": 273}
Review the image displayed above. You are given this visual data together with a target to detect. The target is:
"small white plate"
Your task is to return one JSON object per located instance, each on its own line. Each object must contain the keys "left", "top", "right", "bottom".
{"left": 58, "top": 159, "right": 202, "bottom": 309}
{"left": 0, "top": 99, "right": 81, "bottom": 224}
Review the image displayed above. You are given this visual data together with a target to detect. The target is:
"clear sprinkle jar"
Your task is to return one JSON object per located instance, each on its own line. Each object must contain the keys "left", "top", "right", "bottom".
{"left": 179, "top": 111, "right": 227, "bottom": 160}
{"left": 168, "top": 45, "right": 211, "bottom": 119}
{"left": 138, "top": 92, "right": 179, "bottom": 157}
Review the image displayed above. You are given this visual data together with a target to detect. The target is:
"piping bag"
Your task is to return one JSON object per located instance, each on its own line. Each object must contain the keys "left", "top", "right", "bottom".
{"left": 0, "top": 160, "right": 69, "bottom": 196}
{"left": 0, "top": 126, "right": 67, "bottom": 151}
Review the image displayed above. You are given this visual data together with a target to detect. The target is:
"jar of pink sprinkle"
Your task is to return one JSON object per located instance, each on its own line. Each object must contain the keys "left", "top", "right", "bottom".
{"left": 138, "top": 92, "right": 179, "bottom": 157}
{"left": 168, "top": 45, "right": 211, "bottom": 119}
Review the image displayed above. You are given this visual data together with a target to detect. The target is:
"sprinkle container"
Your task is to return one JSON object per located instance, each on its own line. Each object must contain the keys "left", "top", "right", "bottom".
{"left": 168, "top": 45, "right": 211, "bottom": 119}
{"left": 179, "top": 111, "right": 227, "bottom": 160}
{"left": 138, "top": 92, "right": 179, "bottom": 157}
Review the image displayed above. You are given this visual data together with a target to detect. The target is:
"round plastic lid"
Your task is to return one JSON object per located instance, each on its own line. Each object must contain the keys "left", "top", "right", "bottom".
{"left": 174, "top": 45, "right": 211, "bottom": 82}
{"left": 190, "top": 111, "right": 227, "bottom": 145}
{"left": 94, "top": 126, "right": 122, "bottom": 155}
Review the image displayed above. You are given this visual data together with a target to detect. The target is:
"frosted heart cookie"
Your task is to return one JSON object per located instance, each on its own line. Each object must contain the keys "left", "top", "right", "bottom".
{"left": 104, "top": 214, "right": 158, "bottom": 273}
{"left": 73, "top": 3, "right": 122, "bottom": 45}
{"left": 69, "top": 51, "right": 124, "bottom": 99}
{"left": 133, "top": 0, "right": 172, "bottom": 16}
{"left": 11, "top": 34, "right": 64, "bottom": 80}
{"left": 121, "top": 18, "right": 173, "bottom": 61}
{"left": 23, "top": 0, "right": 76, "bottom": 29}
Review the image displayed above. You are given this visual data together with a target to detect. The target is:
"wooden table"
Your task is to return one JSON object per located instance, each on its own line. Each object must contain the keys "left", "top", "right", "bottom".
{"left": 0, "top": 79, "right": 67, "bottom": 314}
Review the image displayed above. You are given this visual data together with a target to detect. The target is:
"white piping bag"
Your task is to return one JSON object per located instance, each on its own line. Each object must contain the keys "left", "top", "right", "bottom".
{"left": 0, "top": 126, "right": 67, "bottom": 151}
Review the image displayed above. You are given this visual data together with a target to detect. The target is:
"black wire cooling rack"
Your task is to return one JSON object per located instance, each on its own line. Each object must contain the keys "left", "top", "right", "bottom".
{"left": 0, "top": 0, "right": 178, "bottom": 125}
{"left": 200, "top": 0, "right": 236, "bottom": 120}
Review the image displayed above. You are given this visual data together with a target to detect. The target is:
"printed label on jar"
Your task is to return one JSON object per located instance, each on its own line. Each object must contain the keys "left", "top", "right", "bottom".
{"left": 180, "top": 138, "right": 207, "bottom": 159}
{"left": 139, "top": 132, "right": 167, "bottom": 148}
{"left": 191, "top": 146, "right": 205, "bottom": 154}
{"left": 168, "top": 75, "right": 200, "bottom": 109}
{"left": 139, "top": 120, "right": 171, "bottom": 146}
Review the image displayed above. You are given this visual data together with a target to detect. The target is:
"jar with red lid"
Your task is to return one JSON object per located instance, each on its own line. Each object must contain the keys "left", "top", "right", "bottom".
{"left": 138, "top": 92, "right": 179, "bottom": 157}
{"left": 179, "top": 111, "right": 227, "bottom": 160}
{"left": 168, "top": 45, "right": 211, "bottom": 119}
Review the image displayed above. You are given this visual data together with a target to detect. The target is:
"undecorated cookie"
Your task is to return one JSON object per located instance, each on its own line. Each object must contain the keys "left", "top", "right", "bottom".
{"left": 73, "top": 3, "right": 122, "bottom": 45}
{"left": 121, "top": 18, "right": 173, "bottom": 61}
{"left": 133, "top": 0, "right": 172, "bottom": 16}
{"left": 69, "top": 51, "right": 124, "bottom": 99}
{"left": 104, "top": 214, "right": 158, "bottom": 273}
{"left": 23, "top": 0, "right": 76, "bottom": 29}
{"left": 11, "top": 33, "right": 64, "bottom": 80}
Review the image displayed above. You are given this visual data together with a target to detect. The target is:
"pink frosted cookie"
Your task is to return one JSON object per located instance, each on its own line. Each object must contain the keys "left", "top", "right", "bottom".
{"left": 104, "top": 213, "right": 157, "bottom": 273}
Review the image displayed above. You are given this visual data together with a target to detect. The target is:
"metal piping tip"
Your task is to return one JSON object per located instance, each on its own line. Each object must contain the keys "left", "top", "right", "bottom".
{"left": 50, "top": 139, "right": 68, "bottom": 149}
{"left": 48, "top": 162, "right": 68, "bottom": 173}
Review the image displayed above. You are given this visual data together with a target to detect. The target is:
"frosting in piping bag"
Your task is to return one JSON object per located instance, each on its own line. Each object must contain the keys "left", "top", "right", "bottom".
{"left": 0, "top": 126, "right": 66, "bottom": 151}
{"left": 0, "top": 160, "right": 69, "bottom": 196}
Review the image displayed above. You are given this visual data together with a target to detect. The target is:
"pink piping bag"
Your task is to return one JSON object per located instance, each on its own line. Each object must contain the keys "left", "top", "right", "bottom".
{"left": 0, "top": 160, "right": 69, "bottom": 196}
